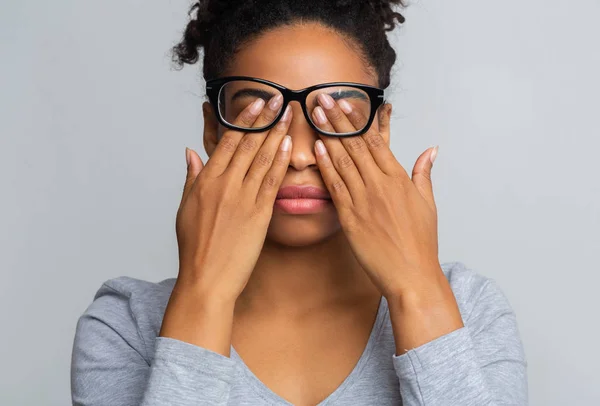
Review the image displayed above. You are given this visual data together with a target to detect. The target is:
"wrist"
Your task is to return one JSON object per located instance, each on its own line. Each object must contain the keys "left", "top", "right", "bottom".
{"left": 385, "top": 264, "right": 450, "bottom": 308}
{"left": 174, "top": 271, "right": 241, "bottom": 307}
{"left": 159, "top": 281, "right": 237, "bottom": 356}
{"left": 385, "top": 271, "right": 464, "bottom": 355}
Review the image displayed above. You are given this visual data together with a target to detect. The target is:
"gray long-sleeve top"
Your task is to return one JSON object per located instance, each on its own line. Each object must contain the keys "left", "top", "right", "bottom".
{"left": 71, "top": 261, "right": 528, "bottom": 405}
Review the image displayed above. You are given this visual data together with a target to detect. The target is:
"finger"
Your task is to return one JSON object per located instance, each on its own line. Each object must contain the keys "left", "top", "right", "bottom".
{"left": 344, "top": 103, "right": 405, "bottom": 178}
{"left": 312, "top": 106, "right": 365, "bottom": 198}
{"left": 411, "top": 146, "right": 438, "bottom": 210}
{"left": 315, "top": 93, "right": 358, "bottom": 134}
{"left": 244, "top": 106, "right": 293, "bottom": 190}
{"left": 318, "top": 96, "right": 383, "bottom": 183}
{"left": 204, "top": 95, "right": 279, "bottom": 177}
{"left": 256, "top": 135, "right": 293, "bottom": 207}
{"left": 226, "top": 95, "right": 287, "bottom": 176}
{"left": 181, "top": 147, "right": 204, "bottom": 206}
{"left": 314, "top": 139, "right": 354, "bottom": 207}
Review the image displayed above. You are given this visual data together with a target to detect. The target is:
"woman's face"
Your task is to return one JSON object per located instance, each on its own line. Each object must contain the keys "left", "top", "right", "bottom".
{"left": 203, "top": 22, "right": 390, "bottom": 247}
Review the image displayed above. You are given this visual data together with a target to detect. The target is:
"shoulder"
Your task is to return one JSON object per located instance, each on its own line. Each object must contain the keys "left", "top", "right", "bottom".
{"left": 440, "top": 261, "right": 516, "bottom": 330}
{"left": 76, "top": 275, "right": 177, "bottom": 362}
{"left": 93, "top": 275, "right": 177, "bottom": 306}
{"left": 438, "top": 261, "right": 527, "bottom": 367}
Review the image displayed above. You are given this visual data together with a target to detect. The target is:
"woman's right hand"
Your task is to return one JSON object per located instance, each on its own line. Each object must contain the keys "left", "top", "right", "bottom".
{"left": 159, "top": 95, "right": 293, "bottom": 354}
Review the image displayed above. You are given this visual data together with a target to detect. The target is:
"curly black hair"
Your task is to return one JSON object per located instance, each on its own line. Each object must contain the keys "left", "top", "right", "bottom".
{"left": 171, "top": 0, "right": 406, "bottom": 89}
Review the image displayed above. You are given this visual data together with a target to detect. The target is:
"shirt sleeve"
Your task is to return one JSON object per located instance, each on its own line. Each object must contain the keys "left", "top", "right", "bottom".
{"left": 391, "top": 278, "right": 528, "bottom": 406}
{"left": 71, "top": 283, "right": 237, "bottom": 406}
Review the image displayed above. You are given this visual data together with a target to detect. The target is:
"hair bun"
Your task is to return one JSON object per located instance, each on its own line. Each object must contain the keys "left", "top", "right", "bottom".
{"left": 333, "top": 0, "right": 405, "bottom": 30}
{"left": 172, "top": 0, "right": 406, "bottom": 86}
{"left": 173, "top": 0, "right": 247, "bottom": 66}
{"left": 367, "top": 0, "right": 406, "bottom": 30}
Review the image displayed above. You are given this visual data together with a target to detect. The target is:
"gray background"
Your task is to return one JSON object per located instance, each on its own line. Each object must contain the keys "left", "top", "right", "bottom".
{"left": 1, "top": 0, "right": 598, "bottom": 405}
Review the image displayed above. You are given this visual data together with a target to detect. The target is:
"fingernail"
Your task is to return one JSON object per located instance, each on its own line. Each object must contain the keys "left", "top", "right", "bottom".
{"left": 315, "top": 140, "right": 327, "bottom": 156}
{"left": 430, "top": 145, "right": 439, "bottom": 165}
{"left": 250, "top": 98, "right": 265, "bottom": 115}
{"left": 318, "top": 93, "right": 335, "bottom": 109}
{"left": 313, "top": 107, "right": 327, "bottom": 125}
{"left": 281, "top": 105, "right": 292, "bottom": 122}
{"left": 268, "top": 94, "right": 283, "bottom": 111}
{"left": 281, "top": 135, "right": 292, "bottom": 152}
{"left": 338, "top": 99, "right": 353, "bottom": 114}
{"left": 185, "top": 147, "right": 191, "bottom": 167}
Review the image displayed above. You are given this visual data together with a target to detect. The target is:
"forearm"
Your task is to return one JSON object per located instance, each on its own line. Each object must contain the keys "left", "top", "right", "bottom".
{"left": 387, "top": 266, "right": 528, "bottom": 405}
{"left": 159, "top": 280, "right": 236, "bottom": 357}
{"left": 386, "top": 267, "right": 464, "bottom": 356}
{"left": 72, "top": 280, "right": 239, "bottom": 406}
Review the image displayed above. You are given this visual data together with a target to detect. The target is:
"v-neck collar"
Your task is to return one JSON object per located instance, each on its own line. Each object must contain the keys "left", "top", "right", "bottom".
{"left": 230, "top": 295, "right": 389, "bottom": 405}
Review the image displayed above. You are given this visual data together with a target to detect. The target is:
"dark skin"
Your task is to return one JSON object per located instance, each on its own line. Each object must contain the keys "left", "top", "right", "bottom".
{"left": 161, "top": 22, "right": 463, "bottom": 406}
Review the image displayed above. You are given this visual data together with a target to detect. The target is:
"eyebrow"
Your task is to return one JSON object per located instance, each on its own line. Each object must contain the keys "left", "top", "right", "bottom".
{"left": 328, "top": 89, "right": 369, "bottom": 101}
{"left": 229, "top": 87, "right": 369, "bottom": 105}
{"left": 309, "top": 89, "right": 369, "bottom": 109}
{"left": 230, "top": 88, "right": 278, "bottom": 103}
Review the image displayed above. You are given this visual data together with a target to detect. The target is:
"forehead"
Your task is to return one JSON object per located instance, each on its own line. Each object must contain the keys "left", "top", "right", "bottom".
{"left": 224, "top": 22, "right": 378, "bottom": 90}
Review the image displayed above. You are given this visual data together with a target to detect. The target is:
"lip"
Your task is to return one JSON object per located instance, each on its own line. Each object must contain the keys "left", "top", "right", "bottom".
{"left": 276, "top": 185, "right": 331, "bottom": 200}
{"left": 275, "top": 185, "right": 332, "bottom": 214}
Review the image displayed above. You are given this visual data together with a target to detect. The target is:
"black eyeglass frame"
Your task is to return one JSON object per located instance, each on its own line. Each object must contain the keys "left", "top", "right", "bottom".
{"left": 205, "top": 76, "right": 386, "bottom": 138}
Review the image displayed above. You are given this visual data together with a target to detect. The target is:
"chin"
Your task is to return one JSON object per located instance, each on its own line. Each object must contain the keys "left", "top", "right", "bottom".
{"left": 265, "top": 213, "right": 342, "bottom": 247}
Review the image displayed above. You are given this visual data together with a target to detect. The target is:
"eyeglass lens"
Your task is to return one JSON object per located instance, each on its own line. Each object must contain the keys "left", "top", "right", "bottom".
{"left": 217, "top": 80, "right": 371, "bottom": 135}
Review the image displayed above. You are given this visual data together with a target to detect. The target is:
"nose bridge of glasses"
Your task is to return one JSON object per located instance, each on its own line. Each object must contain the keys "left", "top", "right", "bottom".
{"left": 285, "top": 88, "right": 310, "bottom": 102}
{"left": 281, "top": 89, "right": 317, "bottom": 123}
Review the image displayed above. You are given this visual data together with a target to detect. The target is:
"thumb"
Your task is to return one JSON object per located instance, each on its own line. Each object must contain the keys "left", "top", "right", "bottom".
{"left": 182, "top": 147, "right": 204, "bottom": 203}
{"left": 411, "top": 146, "right": 438, "bottom": 209}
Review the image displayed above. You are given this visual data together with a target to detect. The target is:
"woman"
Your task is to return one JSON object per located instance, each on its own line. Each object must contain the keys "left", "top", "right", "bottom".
{"left": 71, "top": 0, "right": 528, "bottom": 405}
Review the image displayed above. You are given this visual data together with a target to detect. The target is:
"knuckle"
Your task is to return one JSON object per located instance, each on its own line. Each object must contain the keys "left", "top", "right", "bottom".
{"left": 219, "top": 135, "right": 238, "bottom": 153}
{"left": 254, "top": 151, "right": 273, "bottom": 168}
{"left": 195, "top": 169, "right": 212, "bottom": 188}
{"left": 337, "top": 154, "right": 355, "bottom": 170}
{"left": 263, "top": 174, "right": 279, "bottom": 189}
{"left": 365, "top": 132, "right": 385, "bottom": 149}
{"left": 193, "top": 181, "right": 209, "bottom": 201}
{"left": 392, "top": 164, "right": 408, "bottom": 179}
{"left": 239, "top": 136, "right": 258, "bottom": 153}
{"left": 345, "top": 137, "right": 366, "bottom": 153}
{"left": 331, "top": 179, "right": 346, "bottom": 194}
{"left": 369, "top": 183, "right": 386, "bottom": 200}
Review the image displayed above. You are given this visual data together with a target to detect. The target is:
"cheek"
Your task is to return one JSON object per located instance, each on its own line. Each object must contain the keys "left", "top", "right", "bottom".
{"left": 374, "top": 111, "right": 390, "bottom": 144}
{"left": 216, "top": 125, "right": 226, "bottom": 141}
{"left": 371, "top": 112, "right": 382, "bottom": 133}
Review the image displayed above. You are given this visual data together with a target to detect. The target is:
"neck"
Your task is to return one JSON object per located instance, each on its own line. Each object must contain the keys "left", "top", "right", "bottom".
{"left": 236, "top": 230, "right": 380, "bottom": 316}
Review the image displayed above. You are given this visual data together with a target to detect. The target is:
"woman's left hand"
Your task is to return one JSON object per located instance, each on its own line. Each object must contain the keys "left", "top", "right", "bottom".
{"left": 312, "top": 95, "right": 445, "bottom": 300}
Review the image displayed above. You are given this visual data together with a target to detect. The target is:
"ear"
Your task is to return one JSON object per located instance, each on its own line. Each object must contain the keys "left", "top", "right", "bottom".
{"left": 377, "top": 103, "right": 392, "bottom": 145}
{"left": 202, "top": 101, "right": 220, "bottom": 157}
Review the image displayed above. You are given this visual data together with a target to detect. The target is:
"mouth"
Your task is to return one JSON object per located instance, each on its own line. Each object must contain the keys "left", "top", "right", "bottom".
{"left": 276, "top": 185, "right": 332, "bottom": 200}
{"left": 275, "top": 185, "right": 333, "bottom": 214}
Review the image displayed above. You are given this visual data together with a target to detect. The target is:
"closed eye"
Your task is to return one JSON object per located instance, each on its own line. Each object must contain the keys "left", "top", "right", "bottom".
{"left": 230, "top": 88, "right": 278, "bottom": 103}
{"left": 309, "top": 89, "right": 369, "bottom": 109}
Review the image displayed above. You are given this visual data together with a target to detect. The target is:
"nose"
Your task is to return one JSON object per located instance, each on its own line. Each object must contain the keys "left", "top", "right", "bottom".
{"left": 286, "top": 101, "right": 319, "bottom": 171}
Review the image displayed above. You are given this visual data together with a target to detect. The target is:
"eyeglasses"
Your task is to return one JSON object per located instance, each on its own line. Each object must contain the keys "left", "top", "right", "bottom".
{"left": 205, "top": 76, "right": 386, "bottom": 137}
